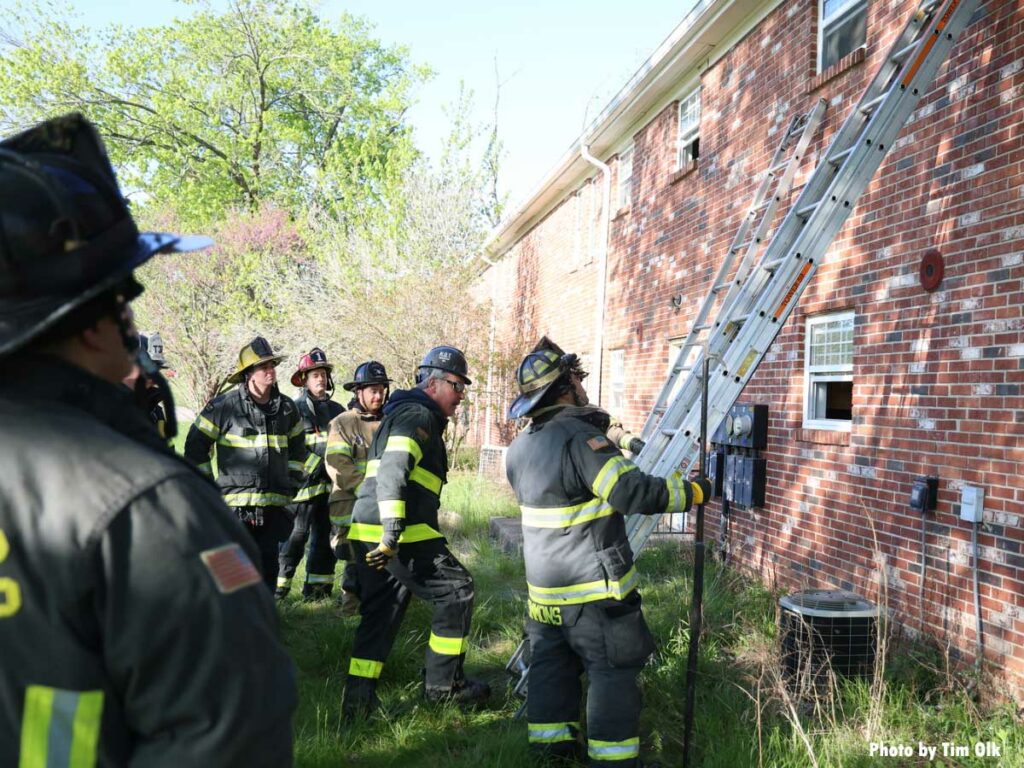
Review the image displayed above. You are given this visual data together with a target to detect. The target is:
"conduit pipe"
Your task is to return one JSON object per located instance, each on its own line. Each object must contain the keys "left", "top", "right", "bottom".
{"left": 580, "top": 143, "right": 611, "bottom": 405}
{"left": 480, "top": 253, "right": 499, "bottom": 451}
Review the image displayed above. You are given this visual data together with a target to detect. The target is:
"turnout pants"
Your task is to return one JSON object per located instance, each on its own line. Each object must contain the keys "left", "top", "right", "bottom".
{"left": 236, "top": 506, "right": 293, "bottom": 591}
{"left": 525, "top": 593, "right": 656, "bottom": 767}
{"left": 278, "top": 497, "right": 336, "bottom": 597}
{"left": 347, "top": 538, "right": 475, "bottom": 692}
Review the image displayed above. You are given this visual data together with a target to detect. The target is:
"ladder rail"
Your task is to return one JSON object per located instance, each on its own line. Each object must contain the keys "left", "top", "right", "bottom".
{"left": 638, "top": 100, "right": 828, "bottom": 444}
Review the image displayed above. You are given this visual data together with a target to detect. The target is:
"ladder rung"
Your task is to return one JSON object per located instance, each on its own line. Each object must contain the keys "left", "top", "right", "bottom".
{"left": 859, "top": 89, "right": 892, "bottom": 116}
{"left": 890, "top": 40, "right": 919, "bottom": 65}
{"left": 711, "top": 282, "right": 731, "bottom": 293}
{"left": 693, "top": 323, "right": 712, "bottom": 332}
{"left": 661, "top": 428, "right": 678, "bottom": 437}
{"left": 828, "top": 146, "right": 855, "bottom": 166}
{"left": 762, "top": 257, "right": 784, "bottom": 271}
{"left": 796, "top": 201, "right": 820, "bottom": 218}
{"left": 767, "top": 160, "right": 789, "bottom": 176}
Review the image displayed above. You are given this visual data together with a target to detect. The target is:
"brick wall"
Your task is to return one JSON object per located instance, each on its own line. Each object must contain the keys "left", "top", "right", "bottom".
{"left": 474, "top": 0, "right": 1024, "bottom": 697}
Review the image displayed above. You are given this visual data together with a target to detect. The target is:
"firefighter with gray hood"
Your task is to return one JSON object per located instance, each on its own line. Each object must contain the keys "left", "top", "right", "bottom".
{"left": 342, "top": 346, "right": 490, "bottom": 717}
{"left": 504, "top": 338, "right": 710, "bottom": 767}
{"left": 277, "top": 348, "right": 345, "bottom": 600}
{"left": 0, "top": 113, "right": 295, "bottom": 765}
{"left": 185, "top": 336, "right": 306, "bottom": 589}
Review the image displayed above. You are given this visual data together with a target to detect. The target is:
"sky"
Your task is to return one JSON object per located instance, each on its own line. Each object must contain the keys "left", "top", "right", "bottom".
{"left": 60, "top": 0, "right": 700, "bottom": 212}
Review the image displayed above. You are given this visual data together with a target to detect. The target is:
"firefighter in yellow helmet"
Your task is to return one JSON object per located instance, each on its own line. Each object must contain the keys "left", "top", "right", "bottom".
{"left": 504, "top": 338, "right": 709, "bottom": 767}
{"left": 184, "top": 337, "right": 307, "bottom": 589}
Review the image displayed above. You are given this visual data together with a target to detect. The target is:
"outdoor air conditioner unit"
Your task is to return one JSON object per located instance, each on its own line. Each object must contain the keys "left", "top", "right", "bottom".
{"left": 779, "top": 589, "right": 879, "bottom": 690}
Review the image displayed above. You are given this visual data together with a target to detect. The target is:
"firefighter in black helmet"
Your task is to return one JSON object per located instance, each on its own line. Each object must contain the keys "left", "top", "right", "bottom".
{"left": 0, "top": 113, "right": 296, "bottom": 766}
{"left": 325, "top": 360, "right": 392, "bottom": 614}
{"left": 505, "top": 338, "right": 709, "bottom": 767}
{"left": 342, "top": 345, "right": 490, "bottom": 716}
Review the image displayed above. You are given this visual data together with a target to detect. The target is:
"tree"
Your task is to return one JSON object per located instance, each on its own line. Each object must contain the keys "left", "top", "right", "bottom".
{"left": 0, "top": 0, "right": 428, "bottom": 225}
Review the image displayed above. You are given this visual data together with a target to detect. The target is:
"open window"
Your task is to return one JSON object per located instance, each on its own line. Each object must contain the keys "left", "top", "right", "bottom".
{"left": 677, "top": 89, "right": 701, "bottom": 169}
{"left": 819, "top": 0, "right": 867, "bottom": 72}
{"left": 804, "top": 311, "right": 854, "bottom": 430}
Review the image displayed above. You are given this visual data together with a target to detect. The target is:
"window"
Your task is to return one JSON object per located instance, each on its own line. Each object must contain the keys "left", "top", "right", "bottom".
{"left": 804, "top": 311, "right": 854, "bottom": 430}
{"left": 819, "top": 0, "right": 867, "bottom": 72}
{"left": 609, "top": 349, "right": 625, "bottom": 412}
{"left": 617, "top": 146, "right": 633, "bottom": 209}
{"left": 572, "top": 191, "right": 583, "bottom": 270}
{"left": 677, "top": 89, "right": 701, "bottom": 169}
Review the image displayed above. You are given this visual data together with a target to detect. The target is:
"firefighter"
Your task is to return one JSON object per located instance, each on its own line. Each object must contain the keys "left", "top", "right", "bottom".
{"left": 342, "top": 346, "right": 490, "bottom": 716}
{"left": 184, "top": 337, "right": 307, "bottom": 590}
{"left": 122, "top": 331, "right": 172, "bottom": 436}
{"left": 0, "top": 113, "right": 296, "bottom": 765}
{"left": 277, "top": 348, "right": 345, "bottom": 600}
{"left": 504, "top": 340, "right": 710, "bottom": 767}
{"left": 325, "top": 360, "right": 392, "bottom": 615}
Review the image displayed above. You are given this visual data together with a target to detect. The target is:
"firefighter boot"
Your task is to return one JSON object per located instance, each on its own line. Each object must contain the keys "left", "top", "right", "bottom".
{"left": 338, "top": 589, "right": 361, "bottom": 616}
{"left": 301, "top": 582, "right": 333, "bottom": 601}
{"left": 423, "top": 676, "right": 491, "bottom": 708}
{"left": 342, "top": 676, "right": 380, "bottom": 720}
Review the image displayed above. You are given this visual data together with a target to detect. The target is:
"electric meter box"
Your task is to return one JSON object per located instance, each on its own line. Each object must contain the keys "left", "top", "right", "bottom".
{"left": 712, "top": 403, "right": 768, "bottom": 450}
{"left": 960, "top": 485, "right": 984, "bottom": 523}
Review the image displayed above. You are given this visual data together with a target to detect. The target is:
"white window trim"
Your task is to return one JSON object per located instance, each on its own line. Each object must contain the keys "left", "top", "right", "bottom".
{"left": 609, "top": 348, "right": 626, "bottom": 412}
{"left": 818, "top": 0, "right": 868, "bottom": 72}
{"left": 676, "top": 89, "right": 701, "bottom": 170}
{"left": 617, "top": 145, "right": 633, "bottom": 209}
{"left": 803, "top": 311, "right": 854, "bottom": 431}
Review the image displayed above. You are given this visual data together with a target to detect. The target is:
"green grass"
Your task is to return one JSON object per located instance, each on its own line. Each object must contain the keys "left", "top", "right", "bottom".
{"left": 276, "top": 472, "right": 1024, "bottom": 767}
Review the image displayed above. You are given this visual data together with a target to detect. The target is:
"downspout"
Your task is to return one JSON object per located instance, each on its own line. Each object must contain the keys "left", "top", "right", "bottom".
{"left": 581, "top": 143, "right": 611, "bottom": 406}
{"left": 479, "top": 253, "right": 499, "bottom": 450}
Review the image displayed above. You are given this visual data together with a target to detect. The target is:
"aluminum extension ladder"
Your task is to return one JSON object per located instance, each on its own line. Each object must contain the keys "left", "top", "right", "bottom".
{"left": 625, "top": 0, "right": 979, "bottom": 554}
{"left": 507, "top": 0, "right": 979, "bottom": 709}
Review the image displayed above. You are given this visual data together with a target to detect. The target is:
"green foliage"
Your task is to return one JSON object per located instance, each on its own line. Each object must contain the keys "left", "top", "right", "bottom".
{"left": 280, "top": 475, "right": 1024, "bottom": 767}
{"left": 1, "top": 0, "right": 427, "bottom": 225}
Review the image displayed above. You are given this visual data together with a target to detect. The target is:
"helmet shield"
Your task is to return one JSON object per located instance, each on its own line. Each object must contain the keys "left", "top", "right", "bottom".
{"left": 0, "top": 113, "right": 212, "bottom": 356}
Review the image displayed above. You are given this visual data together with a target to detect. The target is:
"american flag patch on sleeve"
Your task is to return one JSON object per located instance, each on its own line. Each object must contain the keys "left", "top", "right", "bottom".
{"left": 200, "top": 543, "right": 262, "bottom": 594}
{"left": 586, "top": 435, "right": 610, "bottom": 451}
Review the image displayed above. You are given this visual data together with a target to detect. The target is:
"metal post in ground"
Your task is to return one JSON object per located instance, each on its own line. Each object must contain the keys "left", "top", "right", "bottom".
{"left": 682, "top": 353, "right": 710, "bottom": 768}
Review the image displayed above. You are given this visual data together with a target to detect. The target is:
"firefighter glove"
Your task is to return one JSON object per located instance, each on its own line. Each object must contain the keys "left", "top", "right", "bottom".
{"left": 692, "top": 476, "right": 712, "bottom": 506}
{"left": 627, "top": 437, "right": 645, "bottom": 454}
{"left": 365, "top": 542, "right": 396, "bottom": 571}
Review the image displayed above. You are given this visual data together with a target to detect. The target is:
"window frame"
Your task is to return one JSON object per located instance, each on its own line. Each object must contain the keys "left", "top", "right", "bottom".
{"left": 609, "top": 348, "right": 626, "bottom": 412}
{"left": 616, "top": 145, "right": 633, "bottom": 210}
{"left": 676, "top": 88, "right": 701, "bottom": 170}
{"left": 803, "top": 310, "right": 854, "bottom": 431}
{"left": 818, "top": 0, "right": 868, "bottom": 72}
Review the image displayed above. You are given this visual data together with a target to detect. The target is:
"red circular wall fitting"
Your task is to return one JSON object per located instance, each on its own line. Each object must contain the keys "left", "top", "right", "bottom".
{"left": 920, "top": 249, "right": 944, "bottom": 291}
